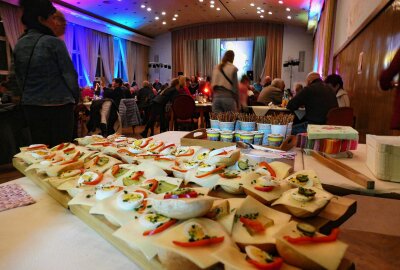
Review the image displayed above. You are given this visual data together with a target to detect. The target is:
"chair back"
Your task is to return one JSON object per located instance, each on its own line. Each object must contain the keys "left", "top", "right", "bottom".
{"left": 326, "top": 107, "right": 354, "bottom": 126}
{"left": 172, "top": 95, "right": 195, "bottom": 120}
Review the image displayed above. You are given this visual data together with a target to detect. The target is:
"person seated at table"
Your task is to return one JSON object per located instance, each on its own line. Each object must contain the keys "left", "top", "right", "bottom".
{"left": 153, "top": 79, "right": 162, "bottom": 92}
{"left": 293, "top": 83, "right": 303, "bottom": 96}
{"left": 140, "top": 78, "right": 180, "bottom": 137}
{"left": 287, "top": 72, "right": 338, "bottom": 134}
{"left": 263, "top": 75, "right": 272, "bottom": 87}
{"left": 81, "top": 86, "right": 94, "bottom": 101}
{"left": 188, "top": 76, "right": 199, "bottom": 95}
{"left": 253, "top": 77, "right": 263, "bottom": 93}
{"left": 211, "top": 50, "right": 239, "bottom": 113}
{"left": 325, "top": 74, "right": 350, "bottom": 107}
{"left": 137, "top": 80, "right": 155, "bottom": 122}
{"left": 103, "top": 78, "right": 127, "bottom": 108}
{"left": 178, "top": 75, "right": 191, "bottom": 96}
{"left": 257, "top": 78, "right": 285, "bottom": 105}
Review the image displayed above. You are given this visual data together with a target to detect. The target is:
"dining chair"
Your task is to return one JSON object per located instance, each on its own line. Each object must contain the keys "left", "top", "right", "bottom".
{"left": 172, "top": 94, "right": 197, "bottom": 131}
{"left": 326, "top": 107, "right": 354, "bottom": 127}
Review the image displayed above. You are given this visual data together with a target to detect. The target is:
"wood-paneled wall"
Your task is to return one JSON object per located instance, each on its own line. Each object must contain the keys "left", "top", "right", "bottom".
{"left": 334, "top": 1, "right": 400, "bottom": 142}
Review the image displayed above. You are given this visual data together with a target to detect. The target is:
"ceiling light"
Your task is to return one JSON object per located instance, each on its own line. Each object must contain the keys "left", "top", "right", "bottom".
{"left": 268, "top": 11, "right": 272, "bottom": 14}
{"left": 261, "top": 9, "right": 264, "bottom": 12}
{"left": 257, "top": 7, "right": 261, "bottom": 10}
{"left": 257, "top": 11, "right": 260, "bottom": 14}
{"left": 216, "top": 7, "right": 221, "bottom": 11}
{"left": 286, "top": 8, "right": 291, "bottom": 11}
{"left": 260, "top": 15, "right": 264, "bottom": 18}
{"left": 162, "top": 21, "right": 166, "bottom": 25}
{"left": 147, "top": 7, "right": 151, "bottom": 11}
{"left": 199, "top": 0, "right": 203, "bottom": 2}
{"left": 161, "top": 11, "right": 166, "bottom": 15}
{"left": 250, "top": 3, "right": 255, "bottom": 7}
{"left": 279, "top": 1, "right": 284, "bottom": 4}
{"left": 210, "top": 0, "right": 215, "bottom": 4}
{"left": 287, "top": 15, "right": 292, "bottom": 19}
{"left": 210, "top": 4, "right": 214, "bottom": 8}
{"left": 172, "top": 17, "right": 176, "bottom": 21}
{"left": 174, "top": 14, "right": 178, "bottom": 17}
{"left": 140, "top": 4, "right": 145, "bottom": 8}
{"left": 155, "top": 16, "right": 159, "bottom": 20}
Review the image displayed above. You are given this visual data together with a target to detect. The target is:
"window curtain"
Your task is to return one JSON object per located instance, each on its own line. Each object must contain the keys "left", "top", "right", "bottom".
{"left": 183, "top": 40, "right": 198, "bottom": 77}
{"left": 253, "top": 36, "right": 266, "bottom": 81}
{"left": 135, "top": 43, "right": 149, "bottom": 84}
{"left": 172, "top": 22, "right": 283, "bottom": 79}
{"left": 117, "top": 38, "right": 128, "bottom": 82}
{"left": 74, "top": 25, "right": 91, "bottom": 86}
{"left": 313, "top": 0, "right": 335, "bottom": 77}
{"left": 99, "top": 34, "right": 114, "bottom": 84}
{"left": 113, "top": 38, "right": 120, "bottom": 78}
{"left": 127, "top": 41, "right": 137, "bottom": 83}
{"left": 0, "top": 2, "right": 24, "bottom": 49}
{"left": 64, "top": 23, "right": 74, "bottom": 57}
{"left": 88, "top": 30, "right": 101, "bottom": 82}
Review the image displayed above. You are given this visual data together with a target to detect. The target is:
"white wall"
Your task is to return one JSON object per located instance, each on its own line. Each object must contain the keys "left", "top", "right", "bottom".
{"left": 148, "top": 32, "right": 172, "bottom": 84}
{"left": 333, "top": 0, "right": 390, "bottom": 54}
{"left": 281, "top": 25, "right": 314, "bottom": 90}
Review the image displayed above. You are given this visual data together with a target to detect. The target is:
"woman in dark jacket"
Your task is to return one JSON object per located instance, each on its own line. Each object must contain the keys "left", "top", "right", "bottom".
{"left": 140, "top": 78, "right": 180, "bottom": 137}
{"left": 14, "top": 0, "right": 79, "bottom": 146}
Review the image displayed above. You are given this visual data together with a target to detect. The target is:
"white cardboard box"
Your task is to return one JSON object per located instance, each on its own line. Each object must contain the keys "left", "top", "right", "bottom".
{"left": 366, "top": 135, "right": 400, "bottom": 182}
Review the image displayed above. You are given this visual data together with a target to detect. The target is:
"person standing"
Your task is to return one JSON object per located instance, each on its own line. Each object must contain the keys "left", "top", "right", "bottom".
{"left": 153, "top": 79, "right": 162, "bottom": 92}
{"left": 211, "top": 50, "right": 239, "bottom": 112}
{"left": 287, "top": 72, "right": 338, "bottom": 134}
{"left": 14, "top": 1, "right": 79, "bottom": 146}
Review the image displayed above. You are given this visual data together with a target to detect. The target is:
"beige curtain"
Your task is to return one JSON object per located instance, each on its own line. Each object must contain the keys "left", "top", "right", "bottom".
{"left": 135, "top": 43, "right": 149, "bottom": 84}
{"left": 127, "top": 41, "right": 137, "bottom": 83}
{"left": 88, "top": 30, "right": 101, "bottom": 82}
{"left": 172, "top": 22, "right": 283, "bottom": 80}
{"left": 313, "top": 0, "right": 335, "bottom": 77}
{"left": 183, "top": 40, "right": 198, "bottom": 77}
{"left": 99, "top": 34, "right": 114, "bottom": 84}
{"left": 0, "top": 2, "right": 24, "bottom": 49}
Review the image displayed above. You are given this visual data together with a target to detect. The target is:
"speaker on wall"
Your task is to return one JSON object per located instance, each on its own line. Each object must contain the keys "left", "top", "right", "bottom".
{"left": 246, "top": 70, "right": 254, "bottom": 81}
{"left": 298, "top": 51, "right": 305, "bottom": 72}
{"left": 178, "top": 71, "right": 184, "bottom": 76}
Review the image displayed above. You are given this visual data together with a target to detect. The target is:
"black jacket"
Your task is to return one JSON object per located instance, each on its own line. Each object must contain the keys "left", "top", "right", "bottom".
{"left": 153, "top": 86, "right": 179, "bottom": 106}
{"left": 287, "top": 79, "right": 338, "bottom": 124}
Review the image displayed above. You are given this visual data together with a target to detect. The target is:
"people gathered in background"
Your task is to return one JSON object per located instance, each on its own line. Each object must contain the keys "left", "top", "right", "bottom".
{"left": 253, "top": 77, "right": 263, "bottom": 92}
{"left": 325, "top": 74, "right": 350, "bottom": 107}
{"left": 188, "top": 76, "right": 199, "bottom": 95}
{"left": 257, "top": 78, "right": 285, "bottom": 105}
{"left": 178, "top": 76, "right": 191, "bottom": 96}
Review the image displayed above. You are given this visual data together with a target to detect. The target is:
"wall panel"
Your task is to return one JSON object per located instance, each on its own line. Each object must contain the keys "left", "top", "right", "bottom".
{"left": 334, "top": 1, "right": 400, "bottom": 142}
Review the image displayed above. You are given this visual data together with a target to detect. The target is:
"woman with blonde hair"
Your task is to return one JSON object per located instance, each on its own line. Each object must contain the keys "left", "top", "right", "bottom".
{"left": 211, "top": 50, "right": 239, "bottom": 112}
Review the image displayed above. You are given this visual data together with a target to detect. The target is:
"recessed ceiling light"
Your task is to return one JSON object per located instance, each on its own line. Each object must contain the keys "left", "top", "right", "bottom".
{"left": 161, "top": 11, "right": 166, "bottom": 15}
{"left": 199, "top": 0, "right": 203, "bottom": 2}
{"left": 261, "top": 9, "right": 264, "bottom": 12}
{"left": 147, "top": 7, "right": 151, "bottom": 11}
{"left": 286, "top": 8, "right": 291, "bottom": 11}
{"left": 257, "top": 11, "right": 260, "bottom": 14}
{"left": 140, "top": 4, "right": 145, "bottom": 8}
{"left": 162, "top": 21, "right": 166, "bottom": 25}
{"left": 155, "top": 16, "right": 159, "bottom": 20}
{"left": 174, "top": 14, "right": 178, "bottom": 17}
{"left": 260, "top": 15, "right": 264, "bottom": 18}
{"left": 172, "top": 17, "right": 176, "bottom": 21}
{"left": 210, "top": 4, "right": 214, "bottom": 8}
{"left": 287, "top": 15, "right": 292, "bottom": 19}
{"left": 268, "top": 11, "right": 272, "bottom": 14}
{"left": 250, "top": 3, "right": 255, "bottom": 7}
{"left": 257, "top": 7, "right": 261, "bottom": 10}
{"left": 216, "top": 7, "right": 221, "bottom": 11}
{"left": 210, "top": 0, "right": 215, "bottom": 4}
{"left": 279, "top": 1, "right": 284, "bottom": 4}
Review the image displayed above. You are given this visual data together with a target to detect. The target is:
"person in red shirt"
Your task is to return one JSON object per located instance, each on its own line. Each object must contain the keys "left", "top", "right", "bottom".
{"left": 379, "top": 48, "right": 400, "bottom": 129}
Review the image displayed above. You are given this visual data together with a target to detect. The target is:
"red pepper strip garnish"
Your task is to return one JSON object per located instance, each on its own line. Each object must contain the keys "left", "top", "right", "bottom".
{"left": 137, "top": 154, "right": 162, "bottom": 157}
{"left": 56, "top": 143, "right": 66, "bottom": 150}
{"left": 27, "top": 144, "right": 47, "bottom": 151}
{"left": 82, "top": 172, "right": 103, "bottom": 186}
{"left": 143, "top": 179, "right": 159, "bottom": 192}
{"left": 246, "top": 257, "right": 283, "bottom": 270}
{"left": 131, "top": 171, "right": 145, "bottom": 180}
{"left": 217, "top": 150, "right": 228, "bottom": 156}
{"left": 93, "top": 156, "right": 100, "bottom": 165}
{"left": 135, "top": 190, "right": 148, "bottom": 213}
{"left": 176, "top": 148, "right": 195, "bottom": 157}
{"left": 195, "top": 165, "right": 226, "bottom": 178}
{"left": 139, "top": 138, "right": 152, "bottom": 148}
{"left": 91, "top": 142, "right": 112, "bottom": 146}
{"left": 158, "top": 143, "right": 175, "bottom": 153}
{"left": 111, "top": 164, "right": 120, "bottom": 176}
{"left": 63, "top": 147, "right": 75, "bottom": 154}
{"left": 171, "top": 166, "right": 188, "bottom": 173}
{"left": 117, "top": 149, "right": 136, "bottom": 157}
{"left": 284, "top": 228, "right": 340, "bottom": 244}
{"left": 254, "top": 186, "right": 274, "bottom": 192}
{"left": 143, "top": 219, "right": 177, "bottom": 236}
{"left": 172, "top": 236, "right": 224, "bottom": 247}
{"left": 59, "top": 152, "right": 80, "bottom": 165}
{"left": 259, "top": 162, "right": 276, "bottom": 177}
{"left": 164, "top": 190, "right": 198, "bottom": 199}
{"left": 240, "top": 217, "right": 266, "bottom": 233}
{"left": 44, "top": 153, "right": 56, "bottom": 160}
{"left": 154, "top": 157, "right": 174, "bottom": 161}
{"left": 149, "top": 142, "right": 164, "bottom": 151}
